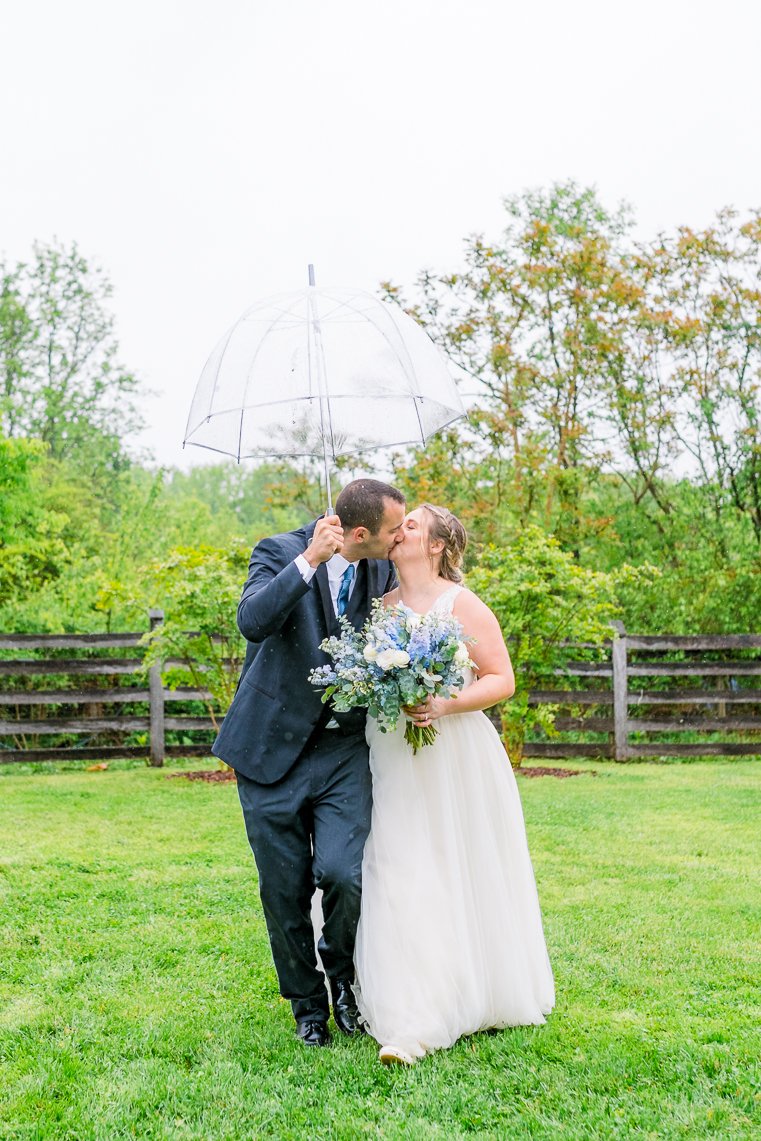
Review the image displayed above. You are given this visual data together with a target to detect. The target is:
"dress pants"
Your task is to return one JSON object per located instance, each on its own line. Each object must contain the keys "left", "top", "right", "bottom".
{"left": 236, "top": 725, "right": 372, "bottom": 1023}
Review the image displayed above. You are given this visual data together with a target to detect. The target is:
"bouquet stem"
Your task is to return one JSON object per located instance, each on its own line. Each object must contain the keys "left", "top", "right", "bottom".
{"left": 404, "top": 721, "right": 439, "bottom": 754}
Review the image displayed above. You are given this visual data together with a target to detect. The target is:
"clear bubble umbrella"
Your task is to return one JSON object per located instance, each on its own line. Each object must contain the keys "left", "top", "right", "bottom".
{"left": 183, "top": 267, "right": 465, "bottom": 511}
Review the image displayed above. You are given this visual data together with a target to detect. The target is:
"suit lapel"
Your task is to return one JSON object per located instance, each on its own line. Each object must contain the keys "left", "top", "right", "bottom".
{"left": 365, "top": 560, "right": 379, "bottom": 607}
{"left": 314, "top": 563, "right": 335, "bottom": 634}
{"left": 345, "top": 561, "right": 368, "bottom": 630}
{"left": 314, "top": 557, "right": 391, "bottom": 635}
{"left": 365, "top": 559, "right": 393, "bottom": 608}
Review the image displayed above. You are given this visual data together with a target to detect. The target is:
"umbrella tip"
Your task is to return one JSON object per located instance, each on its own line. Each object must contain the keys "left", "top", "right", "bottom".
{"left": 308, "top": 264, "right": 316, "bottom": 287}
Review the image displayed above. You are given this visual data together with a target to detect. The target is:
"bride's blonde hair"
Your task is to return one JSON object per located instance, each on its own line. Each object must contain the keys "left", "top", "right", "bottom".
{"left": 420, "top": 504, "right": 467, "bottom": 583}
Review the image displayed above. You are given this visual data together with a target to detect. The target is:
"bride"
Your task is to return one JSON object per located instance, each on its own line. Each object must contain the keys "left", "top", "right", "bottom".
{"left": 353, "top": 504, "right": 555, "bottom": 1064}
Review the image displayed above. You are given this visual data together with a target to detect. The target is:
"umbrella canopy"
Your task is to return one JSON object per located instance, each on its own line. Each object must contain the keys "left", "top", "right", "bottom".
{"left": 184, "top": 278, "right": 464, "bottom": 509}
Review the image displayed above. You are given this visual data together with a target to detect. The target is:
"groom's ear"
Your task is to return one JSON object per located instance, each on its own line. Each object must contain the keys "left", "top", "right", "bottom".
{"left": 351, "top": 526, "right": 369, "bottom": 544}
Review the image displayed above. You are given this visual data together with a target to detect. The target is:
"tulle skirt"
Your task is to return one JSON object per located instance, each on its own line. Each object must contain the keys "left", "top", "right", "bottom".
{"left": 354, "top": 710, "right": 555, "bottom": 1059}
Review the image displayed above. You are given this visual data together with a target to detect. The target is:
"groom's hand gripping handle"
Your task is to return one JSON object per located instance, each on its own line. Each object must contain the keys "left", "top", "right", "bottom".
{"left": 303, "top": 515, "right": 344, "bottom": 568}
{"left": 237, "top": 516, "right": 344, "bottom": 644}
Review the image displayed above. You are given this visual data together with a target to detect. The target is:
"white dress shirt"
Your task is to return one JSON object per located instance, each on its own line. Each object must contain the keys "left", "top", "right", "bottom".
{"left": 294, "top": 552, "right": 359, "bottom": 616}
{"left": 295, "top": 552, "right": 359, "bottom": 729}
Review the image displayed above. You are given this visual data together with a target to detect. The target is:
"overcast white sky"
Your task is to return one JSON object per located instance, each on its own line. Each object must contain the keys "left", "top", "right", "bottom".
{"left": 2, "top": 0, "right": 760, "bottom": 469}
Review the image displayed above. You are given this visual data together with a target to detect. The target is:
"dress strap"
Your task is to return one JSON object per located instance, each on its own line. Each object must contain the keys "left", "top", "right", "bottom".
{"left": 432, "top": 584, "right": 464, "bottom": 615}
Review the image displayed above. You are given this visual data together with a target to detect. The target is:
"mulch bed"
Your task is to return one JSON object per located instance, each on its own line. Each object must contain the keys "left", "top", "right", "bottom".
{"left": 167, "top": 765, "right": 595, "bottom": 783}
{"left": 518, "top": 766, "right": 595, "bottom": 779}
{"left": 166, "top": 769, "right": 237, "bottom": 783}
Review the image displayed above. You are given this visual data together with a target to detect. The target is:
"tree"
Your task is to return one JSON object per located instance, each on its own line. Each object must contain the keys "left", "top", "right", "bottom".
{"left": 386, "top": 183, "right": 638, "bottom": 550}
{"left": 0, "top": 435, "right": 70, "bottom": 607}
{"left": 0, "top": 274, "right": 34, "bottom": 438}
{"left": 386, "top": 187, "right": 761, "bottom": 638}
{"left": 163, "top": 461, "right": 309, "bottom": 538}
{"left": 0, "top": 241, "right": 143, "bottom": 474}
{"left": 641, "top": 210, "right": 761, "bottom": 545}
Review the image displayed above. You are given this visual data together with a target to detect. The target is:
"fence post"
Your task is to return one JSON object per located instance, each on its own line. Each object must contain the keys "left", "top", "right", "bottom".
{"left": 148, "top": 609, "right": 165, "bottom": 768}
{"left": 611, "top": 620, "right": 628, "bottom": 762}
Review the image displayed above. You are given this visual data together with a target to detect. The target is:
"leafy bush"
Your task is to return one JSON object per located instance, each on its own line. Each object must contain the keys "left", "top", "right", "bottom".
{"left": 467, "top": 526, "right": 657, "bottom": 764}
{"left": 141, "top": 545, "right": 249, "bottom": 731}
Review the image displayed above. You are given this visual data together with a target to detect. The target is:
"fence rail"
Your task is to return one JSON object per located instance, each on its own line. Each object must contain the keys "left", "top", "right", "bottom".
{"left": 522, "top": 626, "right": 761, "bottom": 760}
{"left": 1, "top": 618, "right": 760, "bottom": 764}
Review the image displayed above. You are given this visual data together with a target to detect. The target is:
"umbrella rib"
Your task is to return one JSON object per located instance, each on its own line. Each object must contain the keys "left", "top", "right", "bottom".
{"left": 229, "top": 412, "right": 466, "bottom": 461}
{"left": 191, "top": 392, "right": 454, "bottom": 424}
{"left": 187, "top": 286, "right": 464, "bottom": 463}
{"left": 202, "top": 322, "right": 238, "bottom": 427}
{"left": 306, "top": 292, "right": 314, "bottom": 406}
{"left": 322, "top": 293, "right": 434, "bottom": 441}
{"left": 307, "top": 286, "right": 336, "bottom": 507}
{"left": 321, "top": 293, "right": 422, "bottom": 393}
{"left": 238, "top": 292, "right": 310, "bottom": 320}
{"left": 299, "top": 295, "right": 353, "bottom": 323}
{"left": 327, "top": 412, "right": 465, "bottom": 456}
{"left": 316, "top": 293, "right": 461, "bottom": 448}
{"left": 239, "top": 289, "right": 352, "bottom": 327}
{"left": 242, "top": 304, "right": 308, "bottom": 327}
{"left": 236, "top": 299, "right": 307, "bottom": 461}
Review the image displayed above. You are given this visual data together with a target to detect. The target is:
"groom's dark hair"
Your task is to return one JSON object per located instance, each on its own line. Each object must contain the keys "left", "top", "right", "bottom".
{"left": 335, "top": 479, "right": 405, "bottom": 535}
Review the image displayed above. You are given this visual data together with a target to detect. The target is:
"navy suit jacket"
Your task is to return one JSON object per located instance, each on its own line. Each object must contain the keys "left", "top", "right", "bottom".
{"left": 212, "top": 519, "right": 396, "bottom": 784}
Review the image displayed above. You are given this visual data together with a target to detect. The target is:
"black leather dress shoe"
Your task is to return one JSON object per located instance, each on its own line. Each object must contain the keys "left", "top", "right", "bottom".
{"left": 330, "top": 978, "right": 364, "bottom": 1036}
{"left": 296, "top": 1019, "right": 331, "bottom": 1047}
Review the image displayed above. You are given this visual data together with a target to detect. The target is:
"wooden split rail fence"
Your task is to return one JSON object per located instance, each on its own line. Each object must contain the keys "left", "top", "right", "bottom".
{"left": 0, "top": 612, "right": 214, "bottom": 766}
{"left": 1, "top": 615, "right": 759, "bottom": 764}
{"left": 523, "top": 625, "right": 761, "bottom": 760}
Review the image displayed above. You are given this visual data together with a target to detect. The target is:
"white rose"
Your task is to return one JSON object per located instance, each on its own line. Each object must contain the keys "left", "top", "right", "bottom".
{"left": 406, "top": 615, "right": 421, "bottom": 629}
{"left": 391, "top": 649, "right": 410, "bottom": 668}
{"left": 375, "top": 649, "right": 397, "bottom": 670}
{"left": 454, "top": 641, "right": 471, "bottom": 667}
{"left": 363, "top": 644, "right": 378, "bottom": 662}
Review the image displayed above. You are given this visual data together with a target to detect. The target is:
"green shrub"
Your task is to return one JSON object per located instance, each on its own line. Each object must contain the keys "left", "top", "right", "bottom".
{"left": 141, "top": 544, "right": 249, "bottom": 732}
{"left": 467, "top": 526, "right": 657, "bottom": 764}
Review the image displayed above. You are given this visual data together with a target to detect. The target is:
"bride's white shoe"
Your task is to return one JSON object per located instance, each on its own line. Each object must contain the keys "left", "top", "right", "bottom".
{"left": 378, "top": 1045, "right": 415, "bottom": 1066}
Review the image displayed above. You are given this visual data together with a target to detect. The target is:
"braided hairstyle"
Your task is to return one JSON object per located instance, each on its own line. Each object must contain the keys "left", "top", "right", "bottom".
{"left": 420, "top": 504, "right": 467, "bottom": 582}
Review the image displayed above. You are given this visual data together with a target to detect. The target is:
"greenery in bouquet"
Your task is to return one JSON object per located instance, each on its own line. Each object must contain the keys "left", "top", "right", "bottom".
{"left": 309, "top": 600, "right": 473, "bottom": 753}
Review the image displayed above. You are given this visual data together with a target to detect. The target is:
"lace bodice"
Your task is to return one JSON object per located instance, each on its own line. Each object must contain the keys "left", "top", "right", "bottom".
{"left": 394, "top": 584, "right": 464, "bottom": 617}
{"left": 429, "top": 584, "right": 464, "bottom": 616}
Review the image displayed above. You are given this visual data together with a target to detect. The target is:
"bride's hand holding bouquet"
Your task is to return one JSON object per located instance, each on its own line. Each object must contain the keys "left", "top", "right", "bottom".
{"left": 309, "top": 599, "right": 474, "bottom": 753}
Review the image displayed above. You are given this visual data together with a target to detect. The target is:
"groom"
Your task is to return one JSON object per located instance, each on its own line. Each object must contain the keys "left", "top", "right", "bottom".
{"left": 213, "top": 478, "right": 405, "bottom": 1047}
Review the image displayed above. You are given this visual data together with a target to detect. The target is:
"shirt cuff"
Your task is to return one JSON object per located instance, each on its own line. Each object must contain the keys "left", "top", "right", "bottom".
{"left": 294, "top": 554, "right": 316, "bottom": 583}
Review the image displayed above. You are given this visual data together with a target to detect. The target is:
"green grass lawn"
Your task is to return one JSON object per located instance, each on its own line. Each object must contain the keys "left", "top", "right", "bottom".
{"left": 0, "top": 758, "right": 759, "bottom": 1140}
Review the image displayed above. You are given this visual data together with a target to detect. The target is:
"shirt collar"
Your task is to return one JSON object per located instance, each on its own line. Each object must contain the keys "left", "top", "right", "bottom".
{"left": 327, "top": 553, "right": 359, "bottom": 581}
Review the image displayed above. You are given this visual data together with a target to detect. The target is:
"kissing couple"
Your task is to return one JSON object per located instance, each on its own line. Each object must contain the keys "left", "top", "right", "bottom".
{"left": 213, "top": 478, "right": 554, "bottom": 1064}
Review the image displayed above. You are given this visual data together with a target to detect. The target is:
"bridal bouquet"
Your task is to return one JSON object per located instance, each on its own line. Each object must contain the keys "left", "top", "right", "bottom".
{"left": 309, "top": 599, "right": 474, "bottom": 753}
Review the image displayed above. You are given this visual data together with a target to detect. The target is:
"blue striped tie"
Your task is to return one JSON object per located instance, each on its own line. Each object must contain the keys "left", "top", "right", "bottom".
{"left": 337, "top": 565, "right": 356, "bottom": 616}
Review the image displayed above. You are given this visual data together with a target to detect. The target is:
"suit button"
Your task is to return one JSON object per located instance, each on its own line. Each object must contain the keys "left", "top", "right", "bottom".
{"left": 283, "top": 731, "right": 293, "bottom": 742}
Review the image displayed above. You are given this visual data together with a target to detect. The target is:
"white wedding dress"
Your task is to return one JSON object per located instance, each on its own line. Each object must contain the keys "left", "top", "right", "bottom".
{"left": 353, "top": 585, "right": 555, "bottom": 1060}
